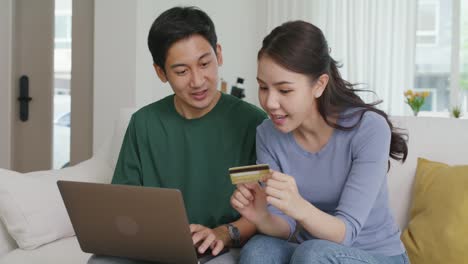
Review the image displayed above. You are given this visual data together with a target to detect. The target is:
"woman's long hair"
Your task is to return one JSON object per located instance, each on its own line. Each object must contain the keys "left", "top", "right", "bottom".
{"left": 259, "top": 21, "right": 407, "bottom": 166}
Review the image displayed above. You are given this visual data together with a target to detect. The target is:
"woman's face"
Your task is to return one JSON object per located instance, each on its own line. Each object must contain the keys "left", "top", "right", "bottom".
{"left": 257, "top": 55, "right": 327, "bottom": 133}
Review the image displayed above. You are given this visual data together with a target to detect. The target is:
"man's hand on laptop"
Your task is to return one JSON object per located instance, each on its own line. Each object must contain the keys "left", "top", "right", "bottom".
{"left": 190, "top": 224, "right": 230, "bottom": 256}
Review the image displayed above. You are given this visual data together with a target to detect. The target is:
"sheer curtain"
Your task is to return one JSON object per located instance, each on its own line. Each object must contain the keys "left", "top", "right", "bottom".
{"left": 264, "top": 0, "right": 418, "bottom": 115}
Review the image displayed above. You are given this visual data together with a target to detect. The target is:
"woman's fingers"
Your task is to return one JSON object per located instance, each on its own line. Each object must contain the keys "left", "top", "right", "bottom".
{"left": 264, "top": 185, "right": 285, "bottom": 200}
{"left": 270, "top": 170, "right": 290, "bottom": 182}
{"left": 231, "top": 193, "right": 249, "bottom": 209}
{"left": 237, "top": 184, "right": 254, "bottom": 200}
{"left": 266, "top": 195, "right": 284, "bottom": 211}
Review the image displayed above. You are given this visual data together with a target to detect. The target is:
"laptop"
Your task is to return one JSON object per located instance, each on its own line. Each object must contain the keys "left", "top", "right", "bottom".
{"left": 57, "top": 180, "right": 227, "bottom": 264}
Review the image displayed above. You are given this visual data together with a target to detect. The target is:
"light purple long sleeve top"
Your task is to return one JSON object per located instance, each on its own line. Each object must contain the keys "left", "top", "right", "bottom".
{"left": 257, "top": 109, "right": 405, "bottom": 256}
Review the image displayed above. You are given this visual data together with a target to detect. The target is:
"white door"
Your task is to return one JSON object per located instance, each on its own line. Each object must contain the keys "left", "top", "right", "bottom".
{"left": 11, "top": 0, "right": 93, "bottom": 172}
{"left": 12, "top": 0, "right": 55, "bottom": 172}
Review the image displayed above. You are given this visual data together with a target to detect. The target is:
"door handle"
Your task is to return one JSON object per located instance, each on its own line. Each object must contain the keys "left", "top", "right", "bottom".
{"left": 18, "top": 75, "right": 32, "bottom": 122}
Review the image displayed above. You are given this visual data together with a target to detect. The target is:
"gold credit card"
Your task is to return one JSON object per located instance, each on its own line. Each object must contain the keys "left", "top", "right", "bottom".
{"left": 229, "top": 164, "right": 270, "bottom": 184}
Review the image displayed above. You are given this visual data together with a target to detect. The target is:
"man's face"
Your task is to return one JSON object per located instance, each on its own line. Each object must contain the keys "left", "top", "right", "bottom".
{"left": 155, "top": 34, "right": 223, "bottom": 118}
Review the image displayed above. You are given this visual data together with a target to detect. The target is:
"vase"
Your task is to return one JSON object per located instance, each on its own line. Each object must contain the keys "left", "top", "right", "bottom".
{"left": 412, "top": 109, "right": 419, "bottom": 116}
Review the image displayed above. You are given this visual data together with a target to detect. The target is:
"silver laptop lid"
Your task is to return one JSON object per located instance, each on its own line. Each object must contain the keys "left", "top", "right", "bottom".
{"left": 57, "top": 180, "right": 199, "bottom": 263}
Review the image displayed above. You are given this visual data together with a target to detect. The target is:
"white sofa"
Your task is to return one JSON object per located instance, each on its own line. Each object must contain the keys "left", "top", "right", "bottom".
{"left": 0, "top": 110, "right": 467, "bottom": 264}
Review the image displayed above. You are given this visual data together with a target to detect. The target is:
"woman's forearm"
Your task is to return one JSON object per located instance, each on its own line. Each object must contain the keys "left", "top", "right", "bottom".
{"left": 256, "top": 213, "right": 291, "bottom": 240}
{"left": 296, "top": 202, "right": 346, "bottom": 244}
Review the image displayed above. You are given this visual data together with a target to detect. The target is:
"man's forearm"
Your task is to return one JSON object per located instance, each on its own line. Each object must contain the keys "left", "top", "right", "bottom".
{"left": 213, "top": 217, "right": 256, "bottom": 247}
{"left": 232, "top": 216, "right": 256, "bottom": 246}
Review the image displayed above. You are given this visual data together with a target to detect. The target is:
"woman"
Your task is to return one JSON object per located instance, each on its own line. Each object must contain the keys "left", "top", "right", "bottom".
{"left": 230, "top": 21, "right": 410, "bottom": 264}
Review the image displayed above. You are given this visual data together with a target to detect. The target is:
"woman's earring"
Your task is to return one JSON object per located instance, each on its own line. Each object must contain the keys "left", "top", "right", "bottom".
{"left": 315, "top": 90, "right": 322, "bottom": 98}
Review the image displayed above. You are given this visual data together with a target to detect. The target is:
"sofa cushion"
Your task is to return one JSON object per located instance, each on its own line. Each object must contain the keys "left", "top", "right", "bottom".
{"left": 0, "top": 208, "right": 16, "bottom": 257}
{"left": 0, "top": 169, "right": 19, "bottom": 257}
{"left": 401, "top": 158, "right": 468, "bottom": 264}
{"left": 0, "top": 236, "right": 90, "bottom": 264}
{"left": 0, "top": 157, "right": 113, "bottom": 250}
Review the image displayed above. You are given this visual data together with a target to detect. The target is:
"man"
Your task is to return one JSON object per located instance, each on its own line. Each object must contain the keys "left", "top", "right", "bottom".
{"left": 88, "top": 6, "right": 266, "bottom": 264}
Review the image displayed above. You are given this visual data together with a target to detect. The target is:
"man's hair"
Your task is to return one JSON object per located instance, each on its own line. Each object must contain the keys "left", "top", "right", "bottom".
{"left": 147, "top": 6, "right": 217, "bottom": 71}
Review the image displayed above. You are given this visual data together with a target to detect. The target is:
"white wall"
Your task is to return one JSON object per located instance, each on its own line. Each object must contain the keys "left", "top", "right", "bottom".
{"left": 0, "top": 0, "right": 13, "bottom": 169}
{"left": 93, "top": 0, "right": 138, "bottom": 152}
{"left": 134, "top": 0, "right": 267, "bottom": 107}
{"left": 94, "top": 0, "right": 267, "bottom": 151}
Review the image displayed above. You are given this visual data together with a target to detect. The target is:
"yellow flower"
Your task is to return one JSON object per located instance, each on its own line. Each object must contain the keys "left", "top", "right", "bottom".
{"left": 422, "top": 91, "right": 430, "bottom": 98}
{"left": 404, "top": 90, "right": 413, "bottom": 97}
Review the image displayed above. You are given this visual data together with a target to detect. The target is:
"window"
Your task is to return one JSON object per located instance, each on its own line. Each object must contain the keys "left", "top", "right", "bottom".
{"left": 417, "top": 1, "right": 439, "bottom": 46}
{"left": 413, "top": 0, "right": 468, "bottom": 115}
{"left": 414, "top": 88, "right": 438, "bottom": 111}
{"left": 53, "top": 0, "right": 72, "bottom": 169}
{"left": 54, "top": 12, "right": 72, "bottom": 49}
{"left": 460, "top": 0, "right": 468, "bottom": 110}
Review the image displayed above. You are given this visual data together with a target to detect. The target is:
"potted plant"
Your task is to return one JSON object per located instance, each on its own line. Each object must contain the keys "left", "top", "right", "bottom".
{"left": 451, "top": 105, "right": 462, "bottom": 118}
{"left": 404, "top": 90, "right": 430, "bottom": 116}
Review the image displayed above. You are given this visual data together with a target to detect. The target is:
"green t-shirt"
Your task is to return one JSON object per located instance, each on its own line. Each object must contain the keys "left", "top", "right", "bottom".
{"left": 112, "top": 93, "right": 267, "bottom": 228}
